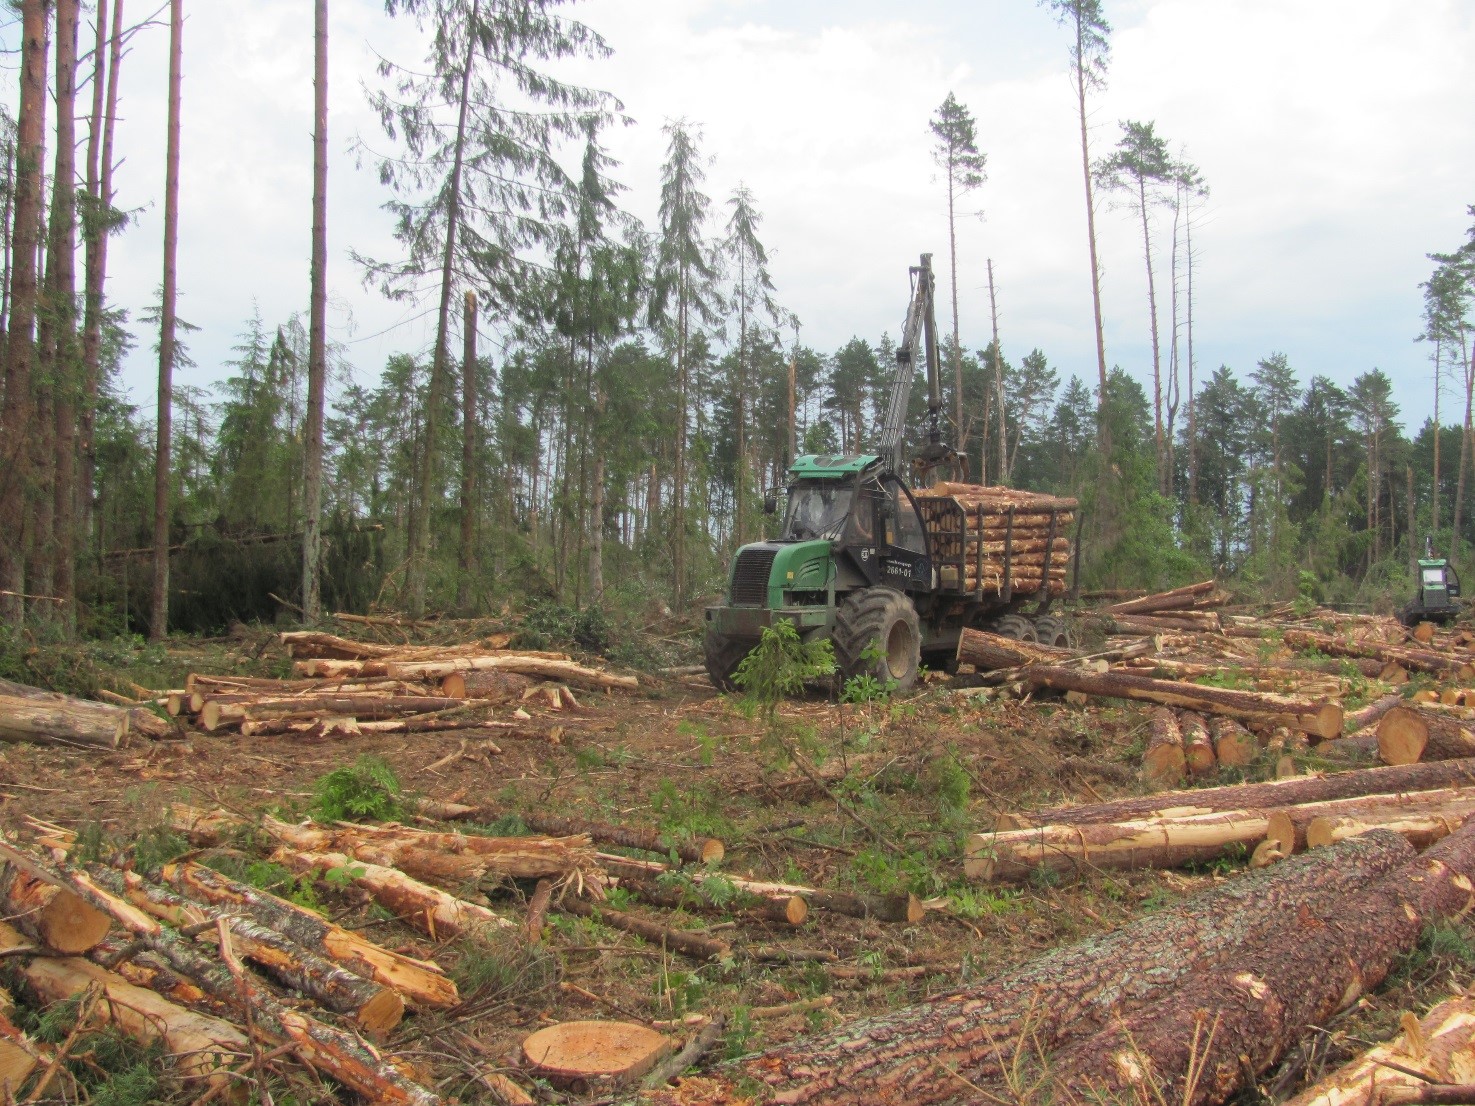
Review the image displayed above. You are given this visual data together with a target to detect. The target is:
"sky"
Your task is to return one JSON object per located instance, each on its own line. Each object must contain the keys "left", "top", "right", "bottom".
{"left": 5, "top": 0, "right": 1473, "bottom": 435}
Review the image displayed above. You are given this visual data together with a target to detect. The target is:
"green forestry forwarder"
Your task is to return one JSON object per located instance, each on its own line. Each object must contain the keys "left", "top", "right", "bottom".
{"left": 704, "top": 254, "right": 1078, "bottom": 693}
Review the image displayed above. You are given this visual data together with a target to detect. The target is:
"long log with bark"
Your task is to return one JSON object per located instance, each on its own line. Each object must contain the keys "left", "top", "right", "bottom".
{"left": 0, "top": 864, "right": 112, "bottom": 953}
{"left": 1040, "top": 824, "right": 1475, "bottom": 1106}
{"left": 155, "top": 860, "right": 458, "bottom": 1008}
{"left": 999, "top": 759, "right": 1475, "bottom": 830}
{"left": 1023, "top": 665, "right": 1343, "bottom": 738}
{"left": 0, "top": 692, "right": 128, "bottom": 748}
{"left": 1261, "top": 786, "right": 1475, "bottom": 854}
{"left": 689, "top": 832, "right": 1413, "bottom": 1105}
{"left": 955, "top": 627, "right": 1076, "bottom": 671}
{"left": 966, "top": 808, "right": 1273, "bottom": 882}
{"left": 295, "top": 655, "right": 638, "bottom": 691}
{"left": 1280, "top": 628, "right": 1473, "bottom": 678}
{"left": 1282, "top": 994, "right": 1475, "bottom": 1106}
{"left": 199, "top": 693, "right": 467, "bottom": 732}
{"left": 1103, "top": 579, "right": 1218, "bottom": 615}
{"left": 279, "top": 630, "right": 517, "bottom": 660}
{"left": 1379, "top": 705, "right": 1475, "bottom": 765}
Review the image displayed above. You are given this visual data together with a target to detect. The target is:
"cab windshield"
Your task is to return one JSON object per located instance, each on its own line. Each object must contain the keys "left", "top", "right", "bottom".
{"left": 784, "top": 484, "right": 853, "bottom": 541}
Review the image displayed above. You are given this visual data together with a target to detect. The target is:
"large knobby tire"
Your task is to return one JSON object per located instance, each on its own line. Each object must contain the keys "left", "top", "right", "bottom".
{"left": 833, "top": 588, "right": 922, "bottom": 691}
{"left": 993, "top": 613, "right": 1038, "bottom": 643}
{"left": 1034, "top": 615, "right": 1072, "bottom": 649}
{"left": 704, "top": 628, "right": 754, "bottom": 692}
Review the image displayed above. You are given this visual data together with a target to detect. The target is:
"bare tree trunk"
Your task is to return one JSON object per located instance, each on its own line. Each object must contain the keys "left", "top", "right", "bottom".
{"left": 1073, "top": 13, "right": 1108, "bottom": 449}
{"left": 44, "top": 0, "right": 80, "bottom": 631}
{"left": 1431, "top": 336, "right": 1443, "bottom": 536}
{"left": 406, "top": 0, "right": 478, "bottom": 619}
{"left": 1454, "top": 327, "right": 1473, "bottom": 557}
{"left": 150, "top": 0, "right": 182, "bottom": 641}
{"left": 80, "top": 0, "right": 122, "bottom": 558}
{"left": 1164, "top": 184, "right": 1182, "bottom": 498}
{"left": 673, "top": 284, "right": 687, "bottom": 609}
{"left": 587, "top": 377, "right": 606, "bottom": 603}
{"left": 947, "top": 168, "right": 964, "bottom": 450}
{"left": 301, "top": 0, "right": 328, "bottom": 623}
{"left": 456, "top": 290, "right": 476, "bottom": 612}
{"left": 0, "top": 1, "right": 50, "bottom": 626}
{"left": 1186, "top": 193, "right": 1199, "bottom": 505}
{"left": 1136, "top": 174, "right": 1164, "bottom": 494}
{"left": 26, "top": 13, "right": 52, "bottom": 618}
{"left": 988, "top": 258, "right": 1005, "bottom": 482}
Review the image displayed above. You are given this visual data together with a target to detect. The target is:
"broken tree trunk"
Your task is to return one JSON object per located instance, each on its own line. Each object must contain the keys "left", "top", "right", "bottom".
{"left": 558, "top": 898, "right": 730, "bottom": 962}
{"left": 155, "top": 860, "right": 458, "bottom": 1008}
{"left": 1282, "top": 994, "right": 1475, "bottom": 1106}
{"left": 272, "top": 848, "right": 516, "bottom": 938}
{"left": 955, "top": 628, "right": 1076, "bottom": 671}
{"left": 1379, "top": 705, "right": 1475, "bottom": 765}
{"left": 1040, "top": 824, "right": 1475, "bottom": 1106}
{"left": 1023, "top": 665, "right": 1343, "bottom": 738}
{"left": 698, "top": 832, "right": 1413, "bottom": 1105}
{"left": 1142, "top": 708, "right": 1186, "bottom": 785}
{"left": 0, "top": 692, "right": 128, "bottom": 748}
{"left": 966, "top": 808, "right": 1273, "bottom": 882}
{"left": 999, "top": 759, "right": 1475, "bottom": 830}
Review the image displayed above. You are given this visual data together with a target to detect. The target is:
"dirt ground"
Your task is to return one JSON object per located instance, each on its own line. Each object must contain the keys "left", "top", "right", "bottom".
{"left": 3, "top": 634, "right": 1472, "bottom": 1104}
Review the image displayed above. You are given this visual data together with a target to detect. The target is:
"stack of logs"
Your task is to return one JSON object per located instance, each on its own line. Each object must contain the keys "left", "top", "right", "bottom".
{"left": 913, "top": 482, "right": 1076, "bottom": 595}
{"left": 163, "top": 631, "right": 639, "bottom": 738}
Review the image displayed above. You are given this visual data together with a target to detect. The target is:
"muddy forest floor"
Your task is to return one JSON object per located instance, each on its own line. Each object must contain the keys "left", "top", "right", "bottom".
{"left": 4, "top": 629, "right": 1475, "bottom": 1105}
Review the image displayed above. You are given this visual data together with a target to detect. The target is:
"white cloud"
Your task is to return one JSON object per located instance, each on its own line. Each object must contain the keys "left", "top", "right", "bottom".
{"left": 2, "top": 0, "right": 1470, "bottom": 433}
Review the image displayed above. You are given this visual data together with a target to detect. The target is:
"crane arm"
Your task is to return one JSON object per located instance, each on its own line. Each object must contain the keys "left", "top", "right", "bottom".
{"left": 876, "top": 253, "right": 962, "bottom": 481}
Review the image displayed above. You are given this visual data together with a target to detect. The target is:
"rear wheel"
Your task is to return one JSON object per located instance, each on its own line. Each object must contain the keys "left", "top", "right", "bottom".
{"left": 993, "top": 613, "right": 1038, "bottom": 643}
{"left": 1034, "top": 615, "right": 1072, "bottom": 649}
{"left": 833, "top": 587, "right": 922, "bottom": 691}
{"left": 703, "top": 628, "right": 754, "bottom": 692}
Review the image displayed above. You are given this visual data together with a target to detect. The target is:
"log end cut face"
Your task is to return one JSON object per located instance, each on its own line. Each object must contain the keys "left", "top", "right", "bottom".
{"left": 523, "top": 1020, "right": 672, "bottom": 1088}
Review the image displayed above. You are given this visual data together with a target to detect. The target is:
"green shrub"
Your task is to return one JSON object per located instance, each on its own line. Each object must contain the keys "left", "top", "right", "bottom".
{"left": 311, "top": 755, "right": 402, "bottom": 822}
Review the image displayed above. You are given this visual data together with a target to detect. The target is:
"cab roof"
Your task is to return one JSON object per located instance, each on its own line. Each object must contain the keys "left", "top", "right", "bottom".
{"left": 789, "top": 453, "right": 882, "bottom": 478}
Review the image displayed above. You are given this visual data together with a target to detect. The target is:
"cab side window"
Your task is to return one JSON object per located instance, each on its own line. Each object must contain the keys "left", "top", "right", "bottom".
{"left": 885, "top": 479, "right": 927, "bottom": 554}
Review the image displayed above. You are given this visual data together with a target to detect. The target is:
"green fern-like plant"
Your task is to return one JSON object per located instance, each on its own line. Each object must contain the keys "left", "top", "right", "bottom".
{"left": 733, "top": 621, "right": 834, "bottom": 717}
{"left": 311, "top": 755, "right": 403, "bottom": 823}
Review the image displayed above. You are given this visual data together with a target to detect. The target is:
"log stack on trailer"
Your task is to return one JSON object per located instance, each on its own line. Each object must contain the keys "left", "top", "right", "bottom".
{"left": 913, "top": 481, "right": 1077, "bottom": 597}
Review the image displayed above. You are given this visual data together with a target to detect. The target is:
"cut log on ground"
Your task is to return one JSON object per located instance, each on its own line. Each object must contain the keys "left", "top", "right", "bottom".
{"left": 1103, "top": 579, "right": 1218, "bottom": 615}
{"left": 439, "top": 670, "right": 535, "bottom": 701}
{"left": 697, "top": 832, "right": 1413, "bottom": 1105}
{"left": 618, "top": 877, "right": 808, "bottom": 927}
{"left": 955, "top": 627, "right": 1076, "bottom": 671}
{"left": 1142, "top": 708, "right": 1186, "bottom": 786}
{"left": 273, "top": 848, "right": 517, "bottom": 938}
{"left": 0, "top": 692, "right": 128, "bottom": 749}
{"left": 999, "top": 759, "right": 1475, "bottom": 831}
{"left": 1180, "top": 710, "right": 1217, "bottom": 775}
{"left": 1344, "top": 693, "right": 1406, "bottom": 733}
{"left": 296, "top": 655, "right": 638, "bottom": 692}
{"left": 1304, "top": 798, "right": 1475, "bottom": 849}
{"left": 1261, "top": 786, "right": 1475, "bottom": 855}
{"left": 1379, "top": 705, "right": 1475, "bottom": 765}
{"left": 1022, "top": 666, "right": 1343, "bottom": 739}
{"left": 1039, "top": 823, "right": 1475, "bottom": 1106}
{"left": 966, "top": 808, "right": 1273, "bottom": 882}
{"left": 1280, "top": 628, "right": 1472, "bottom": 678}
{"left": 558, "top": 898, "right": 730, "bottom": 962}
{"left": 1282, "top": 993, "right": 1475, "bottom": 1106}
{"left": 155, "top": 860, "right": 458, "bottom": 1008}
{"left": 0, "top": 865, "right": 112, "bottom": 953}
{"left": 1211, "top": 716, "right": 1259, "bottom": 767}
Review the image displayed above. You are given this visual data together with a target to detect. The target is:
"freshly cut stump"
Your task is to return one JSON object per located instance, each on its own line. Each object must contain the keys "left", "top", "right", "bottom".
{"left": 523, "top": 1020, "right": 671, "bottom": 1089}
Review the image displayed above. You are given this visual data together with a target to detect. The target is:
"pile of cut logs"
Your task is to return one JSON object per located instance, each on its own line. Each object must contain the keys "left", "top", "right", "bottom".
{"left": 957, "top": 578, "right": 1475, "bottom": 883}
{"left": 0, "top": 633, "right": 640, "bottom": 749}
{"left": 914, "top": 482, "right": 1076, "bottom": 596}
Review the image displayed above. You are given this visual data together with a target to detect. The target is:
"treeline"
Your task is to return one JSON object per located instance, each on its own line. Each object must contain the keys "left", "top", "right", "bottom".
{"left": 1, "top": 0, "right": 1472, "bottom": 637}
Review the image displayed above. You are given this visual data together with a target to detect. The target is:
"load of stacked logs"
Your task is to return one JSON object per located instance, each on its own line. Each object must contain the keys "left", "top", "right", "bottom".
{"left": 0, "top": 632, "right": 639, "bottom": 749}
{"left": 914, "top": 482, "right": 1076, "bottom": 596}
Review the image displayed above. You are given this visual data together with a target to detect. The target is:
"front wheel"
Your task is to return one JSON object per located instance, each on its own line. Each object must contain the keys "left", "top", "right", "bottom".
{"left": 833, "top": 587, "right": 922, "bottom": 691}
{"left": 704, "top": 628, "right": 754, "bottom": 692}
